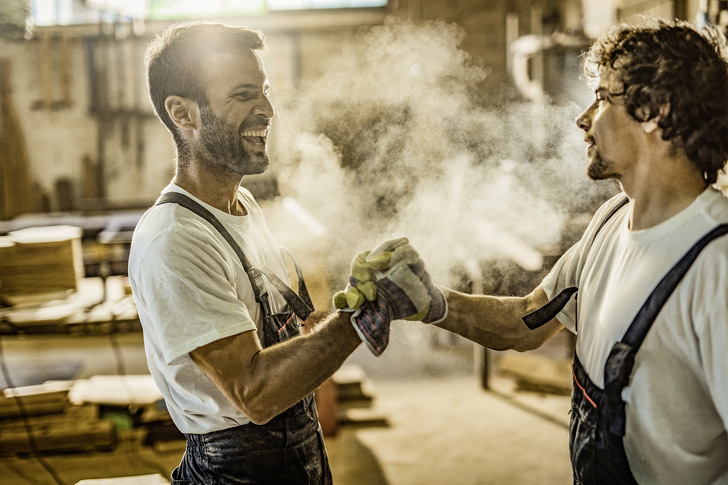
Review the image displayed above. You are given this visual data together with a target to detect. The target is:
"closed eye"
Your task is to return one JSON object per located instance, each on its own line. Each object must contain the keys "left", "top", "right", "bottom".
{"left": 233, "top": 88, "right": 270, "bottom": 101}
{"left": 234, "top": 91, "right": 254, "bottom": 101}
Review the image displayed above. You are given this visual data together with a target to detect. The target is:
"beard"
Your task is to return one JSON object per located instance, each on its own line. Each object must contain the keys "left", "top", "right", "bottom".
{"left": 586, "top": 149, "right": 617, "bottom": 181}
{"left": 196, "top": 105, "right": 270, "bottom": 176}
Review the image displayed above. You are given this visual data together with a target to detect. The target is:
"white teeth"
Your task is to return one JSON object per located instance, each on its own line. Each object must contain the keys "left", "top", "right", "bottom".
{"left": 241, "top": 130, "right": 267, "bottom": 137}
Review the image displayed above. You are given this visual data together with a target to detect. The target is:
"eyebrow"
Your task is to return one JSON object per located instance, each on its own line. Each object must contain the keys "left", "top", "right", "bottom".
{"left": 231, "top": 83, "right": 259, "bottom": 92}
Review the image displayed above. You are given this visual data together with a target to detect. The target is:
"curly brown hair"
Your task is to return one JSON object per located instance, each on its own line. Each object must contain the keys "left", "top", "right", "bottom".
{"left": 584, "top": 18, "right": 728, "bottom": 184}
{"left": 145, "top": 22, "right": 266, "bottom": 148}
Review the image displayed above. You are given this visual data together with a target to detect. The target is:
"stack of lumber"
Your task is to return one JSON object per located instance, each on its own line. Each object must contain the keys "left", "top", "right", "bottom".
{"left": 331, "top": 364, "right": 388, "bottom": 431}
{"left": 68, "top": 375, "right": 163, "bottom": 406}
{"left": 68, "top": 375, "right": 183, "bottom": 448}
{"left": 498, "top": 352, "right": 572, "bottom": 395}
{"left": 0, "top": 383, "right": 68, "bottom": 418}
{"left": 0, "top": 225, "right": 84, "bottom": 301}
{"left": 0, "top": 382, "right": 116, "bottom": 454}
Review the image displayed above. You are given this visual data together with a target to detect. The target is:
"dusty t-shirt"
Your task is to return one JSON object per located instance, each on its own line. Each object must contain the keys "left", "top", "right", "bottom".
{"left": 129, "top": 183, "right": 288, "bottom": 434}
{"left": 541, "top": 187, "right": 728, "bottom": 484}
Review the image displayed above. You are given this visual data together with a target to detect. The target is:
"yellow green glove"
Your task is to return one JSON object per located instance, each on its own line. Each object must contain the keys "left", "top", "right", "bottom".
{"left": 334, "top": 237, "right": 448, "bottom": 356}
{"left": 334, "top": 237, "right": 418, "bottom": 311}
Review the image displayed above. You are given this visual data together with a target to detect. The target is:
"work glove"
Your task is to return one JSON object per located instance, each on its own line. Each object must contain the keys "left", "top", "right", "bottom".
{"left": 334, "top": 237, "right": 448, "bottom": 356}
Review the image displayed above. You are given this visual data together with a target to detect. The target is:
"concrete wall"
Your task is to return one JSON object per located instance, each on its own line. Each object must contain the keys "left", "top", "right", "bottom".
{"left": 0, "top": 1, "right": 694, "bottom": 219}
{"left": 0, "top": 10, "right": 386, "bottom": 218}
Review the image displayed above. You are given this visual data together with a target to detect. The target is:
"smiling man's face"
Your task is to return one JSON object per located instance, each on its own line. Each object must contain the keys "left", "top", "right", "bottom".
{"left": 195, "top": 49, "right": 275, "bottom": 176}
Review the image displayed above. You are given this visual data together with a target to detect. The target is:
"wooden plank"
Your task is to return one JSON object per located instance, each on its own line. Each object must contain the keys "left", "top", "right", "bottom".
{"left": 0, "top": 226, "right": 84, "bottom": 297}
{"left": 498, "top": 353, "right": 572, "bottom": 395}
{"left": 0, "top": 400, "right": 67, "bottom": 418}
{"left": 0, "top": 403, "right": 97, "bottom": 426}
{"left": 332, "top": 364, "right": 375, "bottom": 405}
{"left": 337, "top": 408, "right": 389, "bottom": 428}
{"left": 75, "top": 474, "right": 169, "bottom": 485}
{"left": 0, "top": 387, "right": 69, "bottom": 419}
{"left": 0, "top": 419, "right": 116, "bottom": 454}
{"left": 69, "top": 375, "right": 163, "bottom": 406}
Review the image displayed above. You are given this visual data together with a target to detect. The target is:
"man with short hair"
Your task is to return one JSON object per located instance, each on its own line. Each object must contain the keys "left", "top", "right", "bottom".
{"left": 130, "top": 22, "right": 444, "bottom": 484}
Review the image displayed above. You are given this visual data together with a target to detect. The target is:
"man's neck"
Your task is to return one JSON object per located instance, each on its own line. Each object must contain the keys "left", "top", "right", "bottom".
{"left": 622, "top": 161, "right": 707, "bottom": 231}
{"left": 173, "top": 164, "right": 246, "bottom": 216}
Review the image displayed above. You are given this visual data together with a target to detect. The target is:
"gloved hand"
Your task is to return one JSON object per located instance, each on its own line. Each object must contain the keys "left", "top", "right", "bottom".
{"left": 334, "top": 237, "right": 448, "bottom": 356}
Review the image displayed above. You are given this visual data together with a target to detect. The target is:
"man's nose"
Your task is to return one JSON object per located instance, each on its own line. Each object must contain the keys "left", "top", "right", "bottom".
{"left": 255, "top": 96, "right": 275, "bottom": 120}
{"left": 576, "top": 110, "right": 590, "bottom": 131}
{"left": 576, "top": 100, "right": 597, "bottom": 131}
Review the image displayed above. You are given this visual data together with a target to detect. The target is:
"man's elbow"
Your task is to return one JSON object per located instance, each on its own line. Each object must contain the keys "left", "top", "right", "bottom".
{"left": 511, "top": 337, "right": 545, "bottom": 352}
{"left": 236, "top": 402, "right": 275, "bottom": 426}
{"left": 245, "top": 409, "right": 275, "bottom": 426}
{"left": 509, "top": 324, "right": 553, "bottom": 352}
{"left": 510, "top": 325, "right": 545, "bottom": 352}
{"left": 230, "top": 388, "right": 278, "bottom": 425}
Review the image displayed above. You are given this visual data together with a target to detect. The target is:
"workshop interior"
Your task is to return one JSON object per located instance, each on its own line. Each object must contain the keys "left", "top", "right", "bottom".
{"left": 0, "top": 0, "right": 727, "bottom": 484}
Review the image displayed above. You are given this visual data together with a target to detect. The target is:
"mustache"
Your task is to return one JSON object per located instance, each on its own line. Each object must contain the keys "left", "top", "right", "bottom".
{"left": 239, "top": 118, "right": 270, "bottom": 132}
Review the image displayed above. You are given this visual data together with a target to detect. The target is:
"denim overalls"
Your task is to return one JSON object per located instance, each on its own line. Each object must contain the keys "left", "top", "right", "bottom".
{"left": 158, "top": 192, "right": 332, "bottom": 485}
{"left": 524, "top": 198, "right": 728, "bottom": 484}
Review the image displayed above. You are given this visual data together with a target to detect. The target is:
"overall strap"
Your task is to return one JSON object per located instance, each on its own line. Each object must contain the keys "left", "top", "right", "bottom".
{"left": 622, "top": 223, "right": 728, "bottom": 348}
{"left": 522, "top": 196, "right": 630, "bottom": 330}
{"left": 156, "top": 192, "right": 314, "bottom": 321}
{"left": 522, "top": 287, "right": 577, "bottom": 330}
{"left": 603, "top": 223, "right": 728, "bottom": 435}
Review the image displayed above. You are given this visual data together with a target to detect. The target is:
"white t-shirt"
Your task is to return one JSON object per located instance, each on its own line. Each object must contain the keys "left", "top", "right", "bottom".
{"left": 541, "top": 187, "right": 728, "bottom": 485}
{"left": 128, "top": 183, "right": 289, "bottom": 434}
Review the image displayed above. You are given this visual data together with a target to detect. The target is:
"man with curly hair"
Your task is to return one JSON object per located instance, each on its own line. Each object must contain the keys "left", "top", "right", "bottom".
{"left": 428, "top": 18, "right": 728, "bottom": 484}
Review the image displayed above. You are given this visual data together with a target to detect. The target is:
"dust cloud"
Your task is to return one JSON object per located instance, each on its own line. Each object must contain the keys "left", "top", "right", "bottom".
{"left": 268, "top": 18, "right": 617, "bottom": 290}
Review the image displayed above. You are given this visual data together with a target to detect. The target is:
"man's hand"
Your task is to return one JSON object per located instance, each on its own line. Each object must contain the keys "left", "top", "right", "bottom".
{"left": 334, "top": 237, "right": 448, "bottom": 355}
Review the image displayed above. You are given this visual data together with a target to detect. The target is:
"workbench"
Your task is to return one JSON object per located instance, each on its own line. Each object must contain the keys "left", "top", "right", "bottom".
{"left": 0, "top": 276, "right": 139, "bottom": 336}
{"left": 0, "top": 277, "right": 147, "bottom": 388}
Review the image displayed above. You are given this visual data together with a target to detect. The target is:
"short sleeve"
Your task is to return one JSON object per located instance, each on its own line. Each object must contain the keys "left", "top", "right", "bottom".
{"left": 134, "top": 222, "right": 257, "bottom": 365}
{"left": 539, "top": 192, "right": 629, "bottom": 333}
{"left": 540, "top": 243, "right": 580, "bottom": 332}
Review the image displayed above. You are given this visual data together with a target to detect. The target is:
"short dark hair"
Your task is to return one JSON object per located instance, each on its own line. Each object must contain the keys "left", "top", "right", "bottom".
{"left": 145, "top": 22, "right": 266, "bottom": 147}
{"left": 584, "top": 18, "right": 728, "bottom": 184}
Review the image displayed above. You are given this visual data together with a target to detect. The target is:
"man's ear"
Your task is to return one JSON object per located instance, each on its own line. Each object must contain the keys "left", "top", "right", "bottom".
{"left": 640, "top": 103, "right": 670, "bottom": 134}
{"left": 165, "top": 95, "right": 200, "bottom": 131}
{"left": 641, "top": 118, "right": 659, "bottom": 134}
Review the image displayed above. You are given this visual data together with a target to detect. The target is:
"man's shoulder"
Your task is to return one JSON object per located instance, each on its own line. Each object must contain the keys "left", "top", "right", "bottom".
{"left": 133, "top": 203, "right": 186, "bottom": 242}
{"left": 701, "top": 187, "right": 728, "bottom": 224}
{"left": 130, "top": 203, "right": 220, "bottom": 262}
{"left": 577, "top": 192, "right": 630, "bottom": 246}
{"left": 595, "top": 191, "right": 630, "bottom": 218}
{"left": 237, "top": 186, "right": 263, "bottom": 214}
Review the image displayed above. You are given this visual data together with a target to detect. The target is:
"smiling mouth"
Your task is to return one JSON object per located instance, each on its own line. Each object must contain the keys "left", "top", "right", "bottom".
{"left": 584, "top": 136, "right": 596, "bottom": 151}
{"left": 241, "top": 128, "right": 268, "bottom": 145}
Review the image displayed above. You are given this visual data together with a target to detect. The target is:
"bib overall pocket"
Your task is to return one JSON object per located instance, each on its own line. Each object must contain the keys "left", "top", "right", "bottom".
{"left": 569, "top": 367, "right": 599, "bottom": 484}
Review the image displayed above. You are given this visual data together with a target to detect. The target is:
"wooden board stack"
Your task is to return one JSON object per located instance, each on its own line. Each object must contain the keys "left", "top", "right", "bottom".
{"left": 0, "top": 225, "right": 84, "bottom": 301}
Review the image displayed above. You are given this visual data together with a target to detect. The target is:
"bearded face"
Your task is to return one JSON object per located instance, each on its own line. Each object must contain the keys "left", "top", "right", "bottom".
{"left": 196, "top": 104, "right": 270, "bottom": 176}
{"left": 586, "top": 147, "right": 618, "bottom": 181}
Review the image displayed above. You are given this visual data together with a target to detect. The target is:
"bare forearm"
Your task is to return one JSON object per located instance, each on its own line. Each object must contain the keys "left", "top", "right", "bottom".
{"left": 245, "top": 312, "right": 360, "bottom": 421}
{"left": 192, "top": 311, "right": 361, "bottom": 424}
{"left": 435, "top": 287, "right": 560, "bottom": 351}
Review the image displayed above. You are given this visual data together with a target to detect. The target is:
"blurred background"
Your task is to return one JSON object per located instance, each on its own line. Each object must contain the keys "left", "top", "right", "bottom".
{"left": 0, "top": 1, "right": 726, "bottom": 483}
